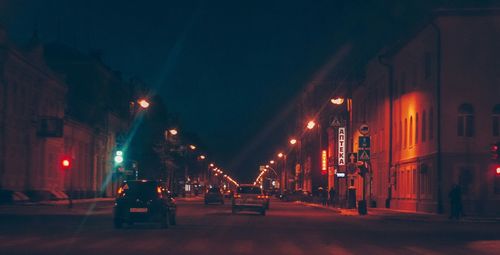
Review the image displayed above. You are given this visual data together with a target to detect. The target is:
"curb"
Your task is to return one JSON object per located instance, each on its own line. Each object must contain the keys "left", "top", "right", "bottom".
{"left": 37, "top": 197, "right": 115, "bottom": 206}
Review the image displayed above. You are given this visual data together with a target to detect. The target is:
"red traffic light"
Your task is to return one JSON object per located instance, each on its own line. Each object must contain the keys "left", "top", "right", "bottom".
{"left": 60, "top": 156, "right": 71, "bottom": 170}
{"left": 491, "top": 143, "right": 500, "bottom": 160}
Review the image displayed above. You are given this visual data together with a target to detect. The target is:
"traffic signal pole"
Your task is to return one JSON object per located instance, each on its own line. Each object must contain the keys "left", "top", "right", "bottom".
{"left": 68, "top": 171, "right": 73, "bottom": 209}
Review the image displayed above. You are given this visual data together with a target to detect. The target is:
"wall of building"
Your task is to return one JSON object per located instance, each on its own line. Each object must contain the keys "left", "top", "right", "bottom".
{"left": 350, "top": 12, "right": 500, "bottom": 215}
{"left": 438, "top": 14, "right": 500, "bottom": 214}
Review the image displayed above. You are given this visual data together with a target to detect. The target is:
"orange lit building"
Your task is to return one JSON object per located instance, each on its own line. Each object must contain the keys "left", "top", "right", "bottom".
{"left": 352, "top": 9, "right": 500, "bottom": 215}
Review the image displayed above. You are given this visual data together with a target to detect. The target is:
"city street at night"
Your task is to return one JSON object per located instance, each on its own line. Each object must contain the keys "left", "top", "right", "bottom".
{"left": 2, "top": 1, "right": 500, "bottom": 255}
{"left": 1, "top": 198, "right": 499, "bottom": 255}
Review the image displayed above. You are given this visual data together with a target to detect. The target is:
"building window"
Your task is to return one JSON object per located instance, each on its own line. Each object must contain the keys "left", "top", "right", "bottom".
{"left": 400, "top": 120, "right": 403, "bottom": 150}
{"left": 410, "top": 116, "right": 413, "bottom": 147}
{"left": 404, "top": 118, "right": 408, "bottom": 149}
{"left": 429, "top": 108, "right": 434, "bottom": 140}
{"left": 457, "top": 103, "right": 474, "bottom": 137}
{"left": 424, "top": 52, "right": 432, "bottom": 80}
{"left": 422, "top": 111, "right": 427, "bottom": 142}
{"left": 415, "top": 113, "right": 419, "bottom": 144}
{"left": 493, "top": 104, "right": 500, "bottom": 137}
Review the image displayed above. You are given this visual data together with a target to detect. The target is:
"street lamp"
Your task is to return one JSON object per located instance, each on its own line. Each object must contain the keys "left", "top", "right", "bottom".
{"left": 269, "top": 160, "right": 275, "bottom": 164}
{"left": 330, "top": 97, "right": 344, "bottom": 105}
{"left": 189, "top": 144, "right": 196, "bottom": 150}
{"left": 169, "top": 129, "right": 178, "bottom": 136}
{"left": 307, "top": 120, "right": 316, "bottom": 130}
{"left": 199, "top": 155, "right": 206, "bottom": 160}
{"left": 137, "top": 99, "right": 150, "bottom": 109}
{"left": 289, "top": 138, "right": 297, "bottom": 145}
{"left": 277, "top": 152, "right": 287, "bottom": 192}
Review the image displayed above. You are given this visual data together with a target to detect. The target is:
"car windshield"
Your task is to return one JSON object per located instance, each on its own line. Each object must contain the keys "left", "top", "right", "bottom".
{"left": 121, "top": 181, "right": 157, "bottom": 199}
{"left": 237, "top": 186, "right": 261, "bottom": 194}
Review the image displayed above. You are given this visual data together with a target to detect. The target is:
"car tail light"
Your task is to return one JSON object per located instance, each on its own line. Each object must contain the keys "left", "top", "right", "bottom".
{"left": 157, "top": 187, "right": 163, "bottom": 198}
{"left": 117, "top": 187, "right": 124, "bottom": 196}
{"left": 234, "top": 194, "right": 241, "bottom": 198}
{"left": 257, "top": 195, "right": 265, "bottom": 199}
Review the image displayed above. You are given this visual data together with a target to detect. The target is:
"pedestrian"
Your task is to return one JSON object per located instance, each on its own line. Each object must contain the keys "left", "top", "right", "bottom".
{"left": 318, "top": 187, "right": 327, "bottom": 206}
{"left": 329, "top": 187, "right": 336, "bottom": 207}
{"left": 448, "top": 184, "right": 463, "bottom": 220}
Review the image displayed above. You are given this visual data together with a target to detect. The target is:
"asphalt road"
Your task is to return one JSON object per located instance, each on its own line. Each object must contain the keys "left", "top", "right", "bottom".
{"left": 0, "top": 198, "right": 499, "bottom": 255}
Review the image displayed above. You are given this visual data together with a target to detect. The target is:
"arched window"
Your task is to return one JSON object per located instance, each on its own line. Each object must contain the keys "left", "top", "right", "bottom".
{"left": 457, "top": 103, "right": 474, "bottom": 137}
{"left": 410, "top": 116, "right": 413, "bottom": 146}
{"left": 422, "top": 111, "right": 427, "bottom": 142}
{"left": 404, "top": 118, "right": 408, "bottom": 149}
{"left": 493, "top": 104, "right": 500, "bottom": 137}
{"left": 415, "top": 113, "right": 419, "bottom": 144}
{"left": 429, "top": 108, "right": 434, "bottom": 140}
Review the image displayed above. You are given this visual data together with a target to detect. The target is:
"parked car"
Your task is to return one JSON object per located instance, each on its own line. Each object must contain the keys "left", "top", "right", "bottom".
{"left": 223, "top": 189, "right": 234, "bottom": 198}
{"left": 280, "top": 190, "right": 313, "bottom": 202}
{"left": 232, "top": 185, "right": 266, "bottom": 216}
{"left": 205, "top": 187, "right": 224, "bottom": 205}
{"left": 113, "top": 180, "right": 177, "bottom": 229}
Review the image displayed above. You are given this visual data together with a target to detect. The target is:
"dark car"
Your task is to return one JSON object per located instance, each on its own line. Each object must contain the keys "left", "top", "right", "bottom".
{"left": 223, "top": 189, "right": 234, "bottom": 198}
{"left": 280, "top": 190, "right": 312, "bottom": 202}
{"left": 205, "top": 187, "right": 224, "bottom": 205}
{"left": 113, "top": 180, "right": 177, "bottom": 229}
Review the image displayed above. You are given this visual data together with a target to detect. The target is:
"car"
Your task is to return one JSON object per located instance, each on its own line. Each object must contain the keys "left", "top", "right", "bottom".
{"left": 113, "top": 180, "right": 177, "bottom": 229}
{"left": 223, "top": 189, "right": 234, "bottom": 198}
{"left": 280, "top": 189, "right": 312, "bottom": 202}
{"left": 262, "top": 191, "right": 270, "bottom": 210}
{"left": 205, "top": 187, "right": 224, "bottom": 205}
{"left": 232, "top": 185, "right": 267, "bottom": 216}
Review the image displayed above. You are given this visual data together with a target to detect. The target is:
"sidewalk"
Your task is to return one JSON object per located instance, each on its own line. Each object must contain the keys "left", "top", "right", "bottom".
{"left": 1, "top": 197, "right": 115, "bottom": 207}
{"left": 297, "top": 201, "right": 500, "bottom": 223}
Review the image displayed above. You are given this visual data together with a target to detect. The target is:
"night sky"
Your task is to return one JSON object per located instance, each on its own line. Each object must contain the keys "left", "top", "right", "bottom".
{"left": 0, "top": 0, "right": 490, "bottom": 182}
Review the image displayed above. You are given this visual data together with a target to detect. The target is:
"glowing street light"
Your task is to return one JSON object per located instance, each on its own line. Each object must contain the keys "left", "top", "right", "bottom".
{"left": 189, "top": 144, "right": 197, "bottom": 150}
{"left": 307, "top": 120, "right": 316, "bottom": 130}
{"left": 277, "top": 152, "right": 284, "bottom": 158}
{"left": 289, "top": 138, "right": 297, "bottom": 145}
{"left": 138, "top": 99, "right": 150, "bottom": 109}
{"left": 209, "top": 163, "right": 215, "bottom": 168}
{"left": 199, "top": 155, "right": 206, "bottom": 160}
{"left": 269, "top": 160, "right": 275, "bottom": 164}
{"left": 330, "top": 97, "right": 345, "bottom": 105}
{"left": 169, "top": 129, "right": 178, "bottom": 136}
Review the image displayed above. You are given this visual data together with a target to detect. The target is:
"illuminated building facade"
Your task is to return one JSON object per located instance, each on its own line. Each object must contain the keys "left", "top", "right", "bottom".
{"left": 352, "top": 9, "right": 500, "bottom": 215}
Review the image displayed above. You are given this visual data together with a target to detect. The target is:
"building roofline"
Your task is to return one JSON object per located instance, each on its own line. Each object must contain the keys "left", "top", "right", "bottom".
{"left": 380, "top": 8, "right": 500, "bottom": 59}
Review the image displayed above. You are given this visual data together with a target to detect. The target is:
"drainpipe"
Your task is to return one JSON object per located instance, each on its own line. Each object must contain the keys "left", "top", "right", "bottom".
{"left": 430, "top": 20, "right": 443, "bottom": 214}
{"left": 0, "top": 47, "right": 6, "bottom": 191}
{"left": 378, "top": 55, "right": 393, "bottom": 208}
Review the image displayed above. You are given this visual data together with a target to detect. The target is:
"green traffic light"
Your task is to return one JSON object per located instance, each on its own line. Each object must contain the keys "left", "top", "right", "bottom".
{"left": 114, "top": 150, "right": 124, "bottom": 164}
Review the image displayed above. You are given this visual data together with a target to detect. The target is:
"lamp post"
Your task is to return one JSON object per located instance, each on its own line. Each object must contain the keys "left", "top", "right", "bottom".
{"left": 277, "top": 152, "right": 287, "bottom": 193}
{"left": 289, "top": 137, "right": 302, "bottom": 190}
{"left": 331, "top": 96, "right": 353, "bottom": 209}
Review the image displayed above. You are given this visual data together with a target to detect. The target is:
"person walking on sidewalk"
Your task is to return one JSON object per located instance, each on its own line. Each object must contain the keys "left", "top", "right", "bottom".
{"left": 318, "top": 187, "right": 327, "bottom": 206}
{"left": 329, "top": 187, "right": 336, "bottom": 207}
{"left": 448, "top": 184, "right": 463, "bottom": 220}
